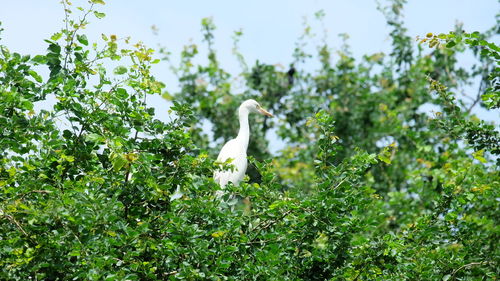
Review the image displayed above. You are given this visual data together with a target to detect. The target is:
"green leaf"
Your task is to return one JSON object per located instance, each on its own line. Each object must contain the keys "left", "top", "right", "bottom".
{"left": 48, "top": 43, "right": 61, "bottom": 54}
{"left": 378, "top": 143, "right": 396, "bottom": 164}
{"left": 20, "top": 99, "right": 34, "bottom": 110}
{"left": 378, "top": 154, "right": 390, "bottom": 164}
{"left": 28, "top": 70, "right": 43, "bottom": 83}
{"left": 86, "top": 133, "right": 104, "bottom": 143}
{"left": 472, "top": 149, "right": 487, "bottom": 163}
{"left": 94, "top": 11, "right": 106, "bottom": 19}
{"left": 162, "top": 91, "right": 173, "bottom": 101}
{"left": 115, "top": 88, "right": 129, "bottom": 99}
{"left": 51, "top": 32, "right": 62, "bottom": 41}
{"left": 314, "top": 232, "right": 329, "bottom": 250}
{"left": 61, "top": 154, "right": 75, "bottom": 162}
{"left": 471, "top": 31, "right": 480, "bottom": 39}
{"left": 114, "top": 66, "right": 127, "bottom": 75}
{"left": 445, "top": 41, "right": 456, "bottom": 48}
{"left": 31, "top": 55, "right": 47, "bottom": 64}
{"left": 112, "top": 153, "right": 128, "bottom": 172}
{"left": 77, "top": 34, "right": 88, "bottom": 46}
{"left": 211, "top": 230, "right": 226, "bottom": 238}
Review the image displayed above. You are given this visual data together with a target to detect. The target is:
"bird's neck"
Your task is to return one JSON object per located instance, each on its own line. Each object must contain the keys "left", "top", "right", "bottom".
{"left": 236, "top": 108, "right": 250, "bottom": 151}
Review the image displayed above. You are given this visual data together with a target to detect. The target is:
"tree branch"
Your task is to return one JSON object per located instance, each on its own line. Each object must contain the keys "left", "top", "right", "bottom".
{"left": 17, "top": 190, "right": 52, "bottom": 201}
{"left": 466, "top": 78, "right": 486, "bottom": 114}
{"left": 2, "top": 212, "right": 29, "bottom": 237}
{"left": 249, "top": 209, "right": 294, "bottom": 243}
{"left": 451, "top": 261, "right": 492, "bottom": 280}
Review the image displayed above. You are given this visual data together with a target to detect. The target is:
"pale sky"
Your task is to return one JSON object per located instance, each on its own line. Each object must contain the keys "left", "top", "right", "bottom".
{"left": 1, "top": 1, "right": 498, "bottom": 152}
{"left": 2, "top": 1, "right": 497, "bottom": 65}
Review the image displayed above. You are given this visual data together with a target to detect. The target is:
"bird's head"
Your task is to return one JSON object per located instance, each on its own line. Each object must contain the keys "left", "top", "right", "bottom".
{"left": 240, "top": 99, "right": 273, "bottom": 117}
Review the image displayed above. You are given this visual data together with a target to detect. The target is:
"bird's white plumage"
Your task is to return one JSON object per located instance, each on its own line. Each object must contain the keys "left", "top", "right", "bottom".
{"left": 214, "top": 139, "right": 248, "bottom": 187}
{"left": 213, "top": 99, "right": 272, "bottom": 192}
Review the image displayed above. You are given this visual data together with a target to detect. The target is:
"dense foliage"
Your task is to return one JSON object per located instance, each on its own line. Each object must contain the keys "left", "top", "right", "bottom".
{"left": 1, "top": 0, "right": 498, "bottom": 280}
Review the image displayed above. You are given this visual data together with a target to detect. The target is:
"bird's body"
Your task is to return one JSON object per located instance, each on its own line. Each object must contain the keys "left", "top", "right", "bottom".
{"left": 214, "top": 138, "right": 248, "bottom": 187}
{"left": 214, "top": 99, "right": 272, "bottom": 190}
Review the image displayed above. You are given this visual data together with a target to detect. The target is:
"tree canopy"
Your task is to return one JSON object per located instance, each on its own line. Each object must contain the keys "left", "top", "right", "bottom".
{"left": 0, "top": 0, "right": 498, "bottom": 280}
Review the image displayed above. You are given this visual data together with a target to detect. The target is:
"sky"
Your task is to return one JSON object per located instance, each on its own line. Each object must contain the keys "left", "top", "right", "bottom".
{"left": 1, "top": 1, "right": 498, "bottom": 57}
{"left": 0, "top": 0, "right": 498, "bottom": 152}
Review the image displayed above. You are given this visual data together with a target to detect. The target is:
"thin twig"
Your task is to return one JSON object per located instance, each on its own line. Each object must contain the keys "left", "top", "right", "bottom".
{"left": 2, "top": 212, "right": 29, "bottom": 237}
{"left": 124, "top": 129, "right": 140, "bottom": 184}
{"left": 17, "top": 190, "right": 52, "bottom": 201}
{"left": 59, "top": 2, "right": 95, "bottom": 135}
{"left": 164, "top": 270, "right": 178, "bottom": 276}
{"left": 62, "top": 2, "right": 95, "bottom": 71}
{"left": 451, "top": 261, "right": 492, "bottom": 280}
{"left": 333, "top": 177, "right": 347, "bottom": 190}
{"left": 467, "top": 78, "right": 486, "bottom": 114}
{"left": 249, "top": 209, "right": 294, "bottom": 242}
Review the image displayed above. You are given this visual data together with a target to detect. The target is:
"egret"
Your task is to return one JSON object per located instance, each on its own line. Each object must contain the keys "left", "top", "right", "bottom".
{"left": 213, "top": 99, "right": 273, "bottom": 192}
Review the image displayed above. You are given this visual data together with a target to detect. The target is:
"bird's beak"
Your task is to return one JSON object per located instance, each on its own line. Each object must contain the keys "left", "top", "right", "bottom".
{"left": 258, "top": 107, "right": 273, "bottom": 117}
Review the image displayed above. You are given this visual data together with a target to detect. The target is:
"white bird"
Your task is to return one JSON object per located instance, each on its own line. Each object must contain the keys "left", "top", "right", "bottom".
{"left": 214, "top": 99, "right": 273, "bottom": 191}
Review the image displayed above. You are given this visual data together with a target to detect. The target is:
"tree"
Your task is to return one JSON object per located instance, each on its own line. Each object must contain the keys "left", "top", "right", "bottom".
{"left": 1, "top": 0, "right": 498, "bottom": 280}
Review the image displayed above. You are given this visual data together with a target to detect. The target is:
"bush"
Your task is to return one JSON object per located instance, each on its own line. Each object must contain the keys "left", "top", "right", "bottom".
{"left": 1, "top": 1, "right": 498, "bottom": 280}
